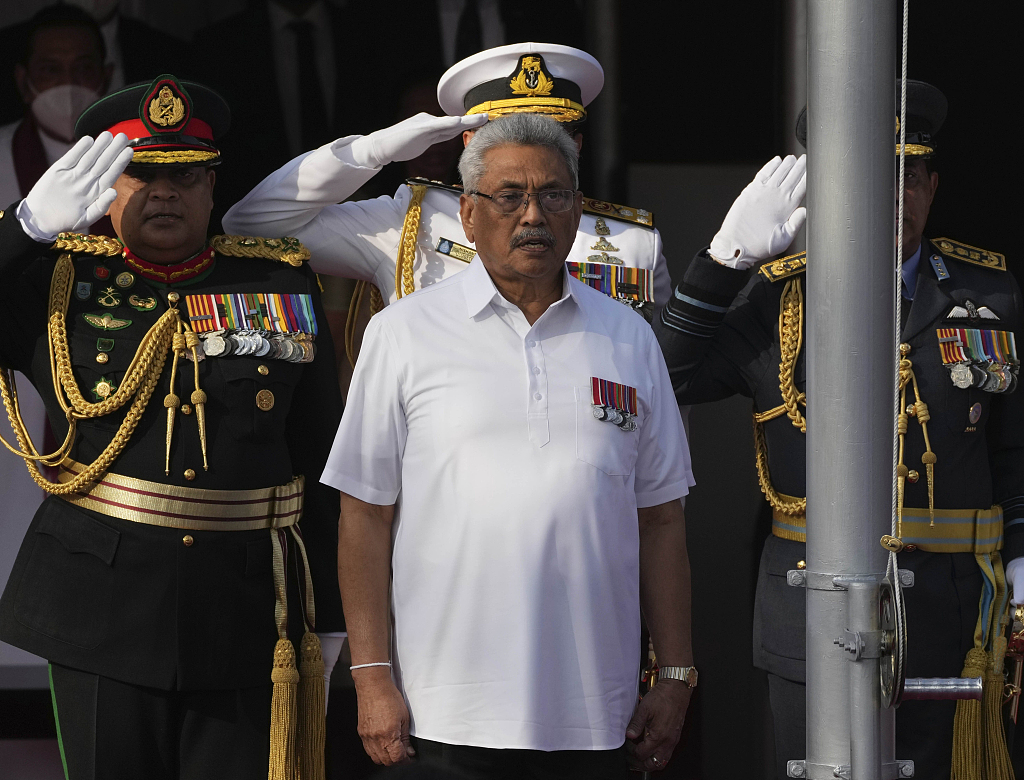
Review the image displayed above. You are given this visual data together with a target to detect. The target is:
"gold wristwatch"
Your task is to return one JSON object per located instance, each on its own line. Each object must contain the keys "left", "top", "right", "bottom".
{"left": 659, "top": 666, "right": 698, "bottom": 688}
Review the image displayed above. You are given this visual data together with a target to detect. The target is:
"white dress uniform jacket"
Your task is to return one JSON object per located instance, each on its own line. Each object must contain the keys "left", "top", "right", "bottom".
{"left": 222, "top": 136, "right": 672, "bottom": 315}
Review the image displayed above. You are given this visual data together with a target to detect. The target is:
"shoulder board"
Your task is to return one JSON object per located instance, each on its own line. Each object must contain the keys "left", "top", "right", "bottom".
{"left": 931, "top": 237, "right": 1006, "bottom": 272}
{"left": 210, "top": 235, "right": 310, "bottom": 267}
{"left": 758, "top": 251, "right": 807, "bottom": 282}
{"left": 405, "top": 177, "right": 463, "bottom": 195}
{"left": 52, "top": 232, "right": 123, "bottom": 257}
{"left": 581, "top": 196, "right": 654, "bottom": 228}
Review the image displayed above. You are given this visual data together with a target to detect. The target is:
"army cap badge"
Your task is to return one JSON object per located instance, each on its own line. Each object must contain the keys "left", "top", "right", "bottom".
{"left": 438, "top": 42, "right": 604, "bottom": 126}
{"left": 75, "top": 74, "right": 231, "bottom": 167}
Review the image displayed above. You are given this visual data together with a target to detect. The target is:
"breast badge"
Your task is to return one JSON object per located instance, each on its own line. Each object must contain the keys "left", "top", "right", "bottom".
{"left": 75, "top": 281, "right": 93, "bottom": 301}
{"left": 96, "top": 287, "right": 122, "bottom": 308}
{"left": 82, "top": 312, "right": 132, "bottom": 331}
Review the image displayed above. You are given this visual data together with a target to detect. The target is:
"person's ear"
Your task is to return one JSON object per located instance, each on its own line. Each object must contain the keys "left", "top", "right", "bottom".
{"left": 460, "top": 192, "right": 476, "bottom": 243}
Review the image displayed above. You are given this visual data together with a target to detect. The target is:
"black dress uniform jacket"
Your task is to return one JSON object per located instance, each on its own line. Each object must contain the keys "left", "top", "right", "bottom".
{"left": 0, "top": 207, "right": 344, "bottom": 691}
{"left": 656, "top": 241, "right": 1024, "bottom": 684}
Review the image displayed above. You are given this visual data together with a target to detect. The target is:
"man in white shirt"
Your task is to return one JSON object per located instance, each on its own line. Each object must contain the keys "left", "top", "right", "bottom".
{"left": 323, "top": 113, "right": 696, "bottom": 778}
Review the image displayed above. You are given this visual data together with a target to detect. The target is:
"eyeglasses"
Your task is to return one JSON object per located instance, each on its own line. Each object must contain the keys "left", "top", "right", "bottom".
{"left": 471, "top": 189, "right": 577, "bottom": 214}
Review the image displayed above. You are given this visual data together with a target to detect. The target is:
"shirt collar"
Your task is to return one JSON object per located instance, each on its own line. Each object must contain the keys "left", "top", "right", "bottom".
{"left": 902, "top": 243, "right": 923, "bottom": 299}
{"left": 462, "top": 256, "right": 576, "bottom": 318}
{"left": 267, "top": 0, "right": 329, "bottom": 32}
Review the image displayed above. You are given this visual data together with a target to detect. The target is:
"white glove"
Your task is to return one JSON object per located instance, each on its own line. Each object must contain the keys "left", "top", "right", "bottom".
{"left": 317, "top": 632, "right": 346, "bottom": 704}
{"left": 709, "top": 154, "right": 807, "bottom": 271}
{"left": 18, "top": 131, "right": 133, "bottom": 242}
{"left": 346, "top": 112, "right": 488, "bottom": 169}
{"left": 1008, "top": 558, "right": 1024, "bottom": 606}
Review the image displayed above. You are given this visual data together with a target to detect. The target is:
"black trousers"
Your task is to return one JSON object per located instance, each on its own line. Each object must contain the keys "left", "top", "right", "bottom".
{"left": 408, "top": 736, "right": 630, "bottom": 780}
{"left": 48, "top": 663, "right": 272, "bottom": 780}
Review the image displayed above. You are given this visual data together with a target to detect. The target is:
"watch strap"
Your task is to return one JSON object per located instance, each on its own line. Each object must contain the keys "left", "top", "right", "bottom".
{"left": 659, "top": 665, "right": 698, "bottom": 688}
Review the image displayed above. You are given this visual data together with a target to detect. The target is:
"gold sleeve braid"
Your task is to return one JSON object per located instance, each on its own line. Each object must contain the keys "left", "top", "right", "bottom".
{"left": 752, "top": 278, "right": 807, "bottom": 516}
{"left": 0, "top": 252, "right": 187, "bottom": 495}
{"left": 394, "top": 184, "right": 427, "bottom": 300}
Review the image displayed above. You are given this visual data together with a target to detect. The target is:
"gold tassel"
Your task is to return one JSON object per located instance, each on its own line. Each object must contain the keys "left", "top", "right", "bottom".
{"left": 269, "top": 638, "right": 299, "bottom": 780}
{"left": 297, "top": 632, "right": 326, "bottom": 780}
{"left": 952, "top": 647, "right": 987, "bottom": 780}
{"left": 983, "top": 657, "right": 1015, "bottom": 779}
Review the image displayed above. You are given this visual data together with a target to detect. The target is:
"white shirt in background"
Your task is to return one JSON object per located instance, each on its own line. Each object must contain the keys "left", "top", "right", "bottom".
{"left": 322, "top": 257, "right": 694, "bottom": 750}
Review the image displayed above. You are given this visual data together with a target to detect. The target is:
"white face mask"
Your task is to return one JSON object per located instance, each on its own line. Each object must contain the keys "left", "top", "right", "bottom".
{"left": 30, "top": 83, "right": 102, "bottom": 143}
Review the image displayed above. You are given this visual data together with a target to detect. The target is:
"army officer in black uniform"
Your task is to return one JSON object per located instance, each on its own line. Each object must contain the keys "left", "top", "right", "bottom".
{"left": 655, "top": 81, "right": 1024, "bottom": 778}
{"left": 0, "top": 75, "right": 344, "bottom": 779}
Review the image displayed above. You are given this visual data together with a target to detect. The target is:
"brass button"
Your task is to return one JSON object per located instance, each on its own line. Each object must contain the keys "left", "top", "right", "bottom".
{"left": 899, "top": 343, "right": 911, "bottom": 356}
{"left": 95, "top": 352, "right": 109, "bottom": 364}
{"left": 907, "top": 469, "right": 919, "bottom": 483}
{"left": 257, "top": 364, "right": 269, "bottom": 376}
{"left": 184, "top": 468, "right": 196, "bottom": 481}
{"left": 182, "top": 534, "right": 194, "bottom": 547}
{"left": 181, "top": 403, "right": 192, "bottom": 415}
{"left": 796, "top": 560, "right": 806, "bottom": 570}
{"left": 256, "top": 389, "right": 275, "bottom": 411}
{"left": 167, "top": 291, "right": 180, "bottom": 303}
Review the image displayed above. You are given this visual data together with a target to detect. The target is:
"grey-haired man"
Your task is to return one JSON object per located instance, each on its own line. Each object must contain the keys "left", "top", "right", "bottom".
{"left": 322, "top": 114, "right": 696, "bottom": 779}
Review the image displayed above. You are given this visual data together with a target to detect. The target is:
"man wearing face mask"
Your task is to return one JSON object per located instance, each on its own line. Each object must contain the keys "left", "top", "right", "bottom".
{"left": 0, "top": 6, "right": 111, "bottom": 218}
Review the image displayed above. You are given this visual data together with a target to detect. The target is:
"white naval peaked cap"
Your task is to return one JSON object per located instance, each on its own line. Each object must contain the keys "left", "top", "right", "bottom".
{"left": 437, "top": 42, "right": 604, "bottom": 124}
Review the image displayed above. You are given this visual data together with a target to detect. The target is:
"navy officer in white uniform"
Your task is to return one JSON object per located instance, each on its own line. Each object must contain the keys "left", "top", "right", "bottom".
{"left": 222, "top": 42, "right": 671, "bottom": 321}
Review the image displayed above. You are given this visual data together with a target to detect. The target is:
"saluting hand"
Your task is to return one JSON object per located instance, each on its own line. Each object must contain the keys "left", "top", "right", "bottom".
{"left": 710, "top": 154, "right": 807, "bottom": 270}
{"left": 352, "top": 667, "right": 416, "bottom": 766}
{"left": 348, "top": 112, "right": 488, "bottom": 169}
{"left": 625, "top": 678, "right": 693, "bottom": 772}
{"left": 21, "top": 132, "right": 134, "bottom": 242}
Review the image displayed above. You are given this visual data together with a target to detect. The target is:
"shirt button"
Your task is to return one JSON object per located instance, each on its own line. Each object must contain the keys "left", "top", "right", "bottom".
{"left": 534, "top": 393, "right": 542, "bottom": 400}
{"left": 182, "top": 535, "right": 194, "bottom": 547}
{"left": 533, "top": 367, "right": 541, "bottom": 374}
{"left": 528, "top": 340, "right": 536, "bottom": 347}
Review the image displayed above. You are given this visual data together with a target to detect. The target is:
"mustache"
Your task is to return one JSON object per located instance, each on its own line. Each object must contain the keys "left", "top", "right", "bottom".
{"left": 509, "top": 227, "right": 556, "bottom": 250}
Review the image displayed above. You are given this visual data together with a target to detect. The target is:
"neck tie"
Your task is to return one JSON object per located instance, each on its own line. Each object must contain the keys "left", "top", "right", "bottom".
{"left": 288, "top": 20, "right": 331, "bottom": 151}
{"left": 454, "top": 0, "right": 483, "bottom": 63}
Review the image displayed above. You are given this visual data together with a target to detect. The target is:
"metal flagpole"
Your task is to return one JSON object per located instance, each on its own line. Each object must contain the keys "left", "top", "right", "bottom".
{"left": 802, "top": 0, "right": 896, "bottom": 777}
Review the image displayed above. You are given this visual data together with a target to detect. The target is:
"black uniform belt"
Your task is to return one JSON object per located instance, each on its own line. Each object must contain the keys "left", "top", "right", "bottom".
{"left": 771, "top": 493, "right": 1003, "bottom": 553}
{"left": 57, "top": 459, "right": 304, "bottom": 531}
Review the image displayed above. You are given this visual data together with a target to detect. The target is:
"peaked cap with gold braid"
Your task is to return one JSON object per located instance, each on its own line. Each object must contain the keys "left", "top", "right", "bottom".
{"left": 75, "top": 74, "right": 230, "bottom": 167}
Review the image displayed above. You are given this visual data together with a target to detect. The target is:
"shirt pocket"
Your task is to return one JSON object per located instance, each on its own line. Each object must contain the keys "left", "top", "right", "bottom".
{"left": 574, "top": 386, "right": 641, "bottom": 476}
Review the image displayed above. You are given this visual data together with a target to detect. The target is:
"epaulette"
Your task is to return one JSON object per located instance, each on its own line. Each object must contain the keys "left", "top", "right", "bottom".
{"left": 582, "top": 196, "right": 654, "bottom": 228}
{"left": 210, "top": 235, "right": 310, "bottom": 267}
{"left": 405, "top": 177, "right": 463, "bottom": 195}
{"left": 52, "top": 232, "right": 123, "bottom": 257}
{"left": 759, "top": 251, "right": 807, "bottom": 282}
{"left": 932, "top": 237, "right": 1006, "bottom": 272}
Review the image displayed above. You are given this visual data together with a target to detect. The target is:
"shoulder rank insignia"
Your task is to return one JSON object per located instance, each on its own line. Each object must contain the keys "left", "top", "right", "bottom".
{"left": 759, "top": 251, "right": 807, "bottom": 282}
{"left": 209, "top": 235, "right": 310, "bottom": 267}
{"left": 405, "top": 177, "right": 463, "bottom": 195}
{"left": 933, "top": 237, "right": 1006, "bottom": 271}
{"left": 582, "top": 197, "right": 654, "bottom": 228}
{"left": 52, "top": 232, "right": 123, "bottom": 257}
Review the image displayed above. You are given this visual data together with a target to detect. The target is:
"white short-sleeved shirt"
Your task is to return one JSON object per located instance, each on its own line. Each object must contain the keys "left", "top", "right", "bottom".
{"left": 322, "top": 257, "right": 694, "bottom": 751}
